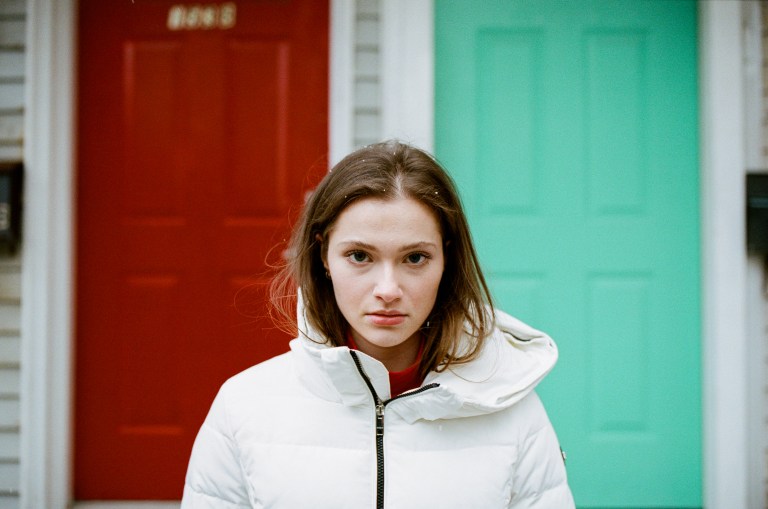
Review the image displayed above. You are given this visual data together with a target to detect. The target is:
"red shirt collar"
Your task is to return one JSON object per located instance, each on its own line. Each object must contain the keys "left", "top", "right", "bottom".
{"left": 346, "top": 331, "right": 426, "bottom": 397}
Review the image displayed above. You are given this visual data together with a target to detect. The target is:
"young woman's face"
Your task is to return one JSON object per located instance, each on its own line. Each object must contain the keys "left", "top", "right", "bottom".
{"left": 324, "top": 196, "right": 445, "bottom": 365}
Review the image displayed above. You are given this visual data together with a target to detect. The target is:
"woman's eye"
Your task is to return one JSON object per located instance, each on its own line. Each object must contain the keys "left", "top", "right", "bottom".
{"left": 406, "top": 253, "right": 429, "bottom": 264}
{"left": 348, "top": 251, "right": 369, "bottom": 263}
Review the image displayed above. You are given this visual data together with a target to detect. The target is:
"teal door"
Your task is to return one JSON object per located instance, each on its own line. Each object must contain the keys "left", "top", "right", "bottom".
{"left": 435, "top": 1, "right": 700, "bottom": 507}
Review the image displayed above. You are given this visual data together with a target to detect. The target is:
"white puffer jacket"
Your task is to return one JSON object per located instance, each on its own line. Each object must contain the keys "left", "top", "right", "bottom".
{"left": 182, "top": 308, "right": 575, "bottom": 508}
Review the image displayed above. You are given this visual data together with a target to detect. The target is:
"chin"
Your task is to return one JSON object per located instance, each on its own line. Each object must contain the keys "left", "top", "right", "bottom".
{"left": 364, "top": 329, "right": 416, "bottom": 349}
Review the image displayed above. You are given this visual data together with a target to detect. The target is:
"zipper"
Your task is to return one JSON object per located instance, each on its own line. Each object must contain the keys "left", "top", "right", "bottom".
{"left": 349, "top": 350, "right": 439, "bottom": 509}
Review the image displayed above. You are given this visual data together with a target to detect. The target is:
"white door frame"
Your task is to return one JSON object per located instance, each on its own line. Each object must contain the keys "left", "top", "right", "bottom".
{"left": 20, "top": 0, "right": 753, "bottom": 507}
{"left": 698, "top": 2, "right": 753, "bottom": 508}
{"left": 20, "top": 0, "right": 76, "bottom": 507}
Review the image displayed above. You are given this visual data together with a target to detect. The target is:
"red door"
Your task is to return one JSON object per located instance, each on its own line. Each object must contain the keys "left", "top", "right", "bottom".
{"left": 75, "top": 0, "right": 328, "bottom": 499}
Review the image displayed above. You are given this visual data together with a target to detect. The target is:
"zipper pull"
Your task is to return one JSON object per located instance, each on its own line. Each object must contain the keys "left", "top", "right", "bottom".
{"left": 375, "top": 402, "right": 384, "bottom": 437}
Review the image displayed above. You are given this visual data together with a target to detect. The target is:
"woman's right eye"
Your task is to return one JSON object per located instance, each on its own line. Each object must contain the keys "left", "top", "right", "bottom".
{"left": 347, "top": 251, "right": 369, "bottom": 263}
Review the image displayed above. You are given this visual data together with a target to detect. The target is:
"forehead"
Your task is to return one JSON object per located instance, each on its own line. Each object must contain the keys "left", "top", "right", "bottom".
{"left": 329, "top": 197, "right": 442, "bottom": 243}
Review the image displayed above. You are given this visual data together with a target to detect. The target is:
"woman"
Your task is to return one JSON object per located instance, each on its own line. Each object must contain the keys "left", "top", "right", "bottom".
{"left": 182, "top": 141, "right": 574, "bottom": 508}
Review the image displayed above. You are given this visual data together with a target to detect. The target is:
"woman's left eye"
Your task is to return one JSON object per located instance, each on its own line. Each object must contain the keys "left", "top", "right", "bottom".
{"left": 405, "top": 252, "right": 429, "bottom": 264}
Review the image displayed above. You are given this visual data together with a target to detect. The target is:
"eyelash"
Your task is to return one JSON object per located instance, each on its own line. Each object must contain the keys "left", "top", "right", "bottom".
{"left": 405, "top": 252, "right": 430, "bottom": 264}
{"left": 344, "top": 251, "right": 431, "bottom": 265}
{"left": 347, "top": 250, "right": 369, "bottom": 263}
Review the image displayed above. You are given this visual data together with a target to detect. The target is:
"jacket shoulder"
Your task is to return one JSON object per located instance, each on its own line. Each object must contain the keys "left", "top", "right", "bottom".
{"left": 507, "top": 391, "right": 551, "bottom": 432}
{"left": 221, "top": 350, "right": 295, "bottom": 394}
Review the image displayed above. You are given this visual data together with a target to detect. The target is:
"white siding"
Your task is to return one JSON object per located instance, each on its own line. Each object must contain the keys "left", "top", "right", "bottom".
{"left": 353, "top": 0, "right": 381, "bottom": 148}
{"left": 762, "top": 5, "right": 768, "bottom": 505}
{"left": 0, "top": 1, "right": 22, "bottom": 162}
{"left": 763, "top": 4, "right": 768, "bottom": 165}
{"left": 0, "top": 0, "right": 22, "bottom": 506}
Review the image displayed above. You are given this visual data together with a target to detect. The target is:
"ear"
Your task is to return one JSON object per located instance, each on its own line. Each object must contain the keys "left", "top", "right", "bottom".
{"left": 316, "top": 233, "right": 328, "bottom": 270}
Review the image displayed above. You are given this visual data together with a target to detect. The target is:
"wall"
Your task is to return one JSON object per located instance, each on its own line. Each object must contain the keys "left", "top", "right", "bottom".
{"left": 353, "top": 0, "right": 381, "bottom": 147}
{"left": 0, "top": 0, "right": 23, "bottom": 506}
{"left": 759, "top": 3, "right": 768, "bottom": 163}
{"left": 753, "top": 3, "right": 768, "bottom": 506}
{"left": 758, "top": 2, "right": 768, "bottom": 507}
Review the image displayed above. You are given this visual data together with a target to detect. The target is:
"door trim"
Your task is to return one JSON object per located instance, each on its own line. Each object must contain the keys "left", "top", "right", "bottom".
{"left": 381, "top": 0, "right": 434, "bottom": 152}
{"left": 329, "top": 0, "right": 355, "bottom": 165}
{"left": 20, "top": 0, "right": 76, "bottom": 506}
{"left": 20, "top": 0, "right": 754, "bottom": 506}
{"left": 699, "top": 2, "right": 752, "bottom": 507}
{"left": 743, "top": 3, "right": 768, "bottom": 508}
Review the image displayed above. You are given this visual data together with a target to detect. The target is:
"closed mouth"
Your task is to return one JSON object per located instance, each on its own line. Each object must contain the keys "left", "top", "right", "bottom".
{"left": 366, "top": 311, "right": 407, "bottom": 326}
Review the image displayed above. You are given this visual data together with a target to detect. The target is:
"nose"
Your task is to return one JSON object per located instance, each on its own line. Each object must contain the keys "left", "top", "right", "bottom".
{"left": 373, "top": 265, "right": 402, "bottom": 302}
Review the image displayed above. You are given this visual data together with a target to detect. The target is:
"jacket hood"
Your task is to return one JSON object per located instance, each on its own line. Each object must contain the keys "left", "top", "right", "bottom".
{"left": 291, "top": 293, "right": 558, "bottom": 423}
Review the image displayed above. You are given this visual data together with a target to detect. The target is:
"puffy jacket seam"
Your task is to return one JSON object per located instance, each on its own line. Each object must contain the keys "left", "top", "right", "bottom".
{"left": 512, "top": 414, "right": 523, "bottom": 503}
{"left": 507, "top": 482, "right": 570, "bottom": 508}
{"left": 521, "top": 418, "right": 549, "bottom": 446}
{"left": 239, "top": 441, "right": 365, "bottom": 451}
{"left": 185, "top": 483, "right": 251, "bottom": 508}
{"left": 220, "top": 384, "right": 254, "bottom": 505}
{"left": 509, "top": 421, "right": 568, "bottom": 507}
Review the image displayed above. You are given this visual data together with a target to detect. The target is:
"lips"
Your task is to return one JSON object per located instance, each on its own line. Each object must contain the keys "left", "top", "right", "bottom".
{"left": 367, "top": 311, "right": 406, "bottom": 326}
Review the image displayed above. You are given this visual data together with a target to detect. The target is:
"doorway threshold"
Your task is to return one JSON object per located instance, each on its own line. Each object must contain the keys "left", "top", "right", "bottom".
{"left": 73, "top": 503, "right": 180, "bottom": 509}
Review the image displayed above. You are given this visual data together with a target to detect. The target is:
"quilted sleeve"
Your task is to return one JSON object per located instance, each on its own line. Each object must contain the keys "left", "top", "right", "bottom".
{"left": 509, "top": 392, "right": 575, "bottom": 509}
{"left": 181, "top": 383, "right": 252, "bottom": 508}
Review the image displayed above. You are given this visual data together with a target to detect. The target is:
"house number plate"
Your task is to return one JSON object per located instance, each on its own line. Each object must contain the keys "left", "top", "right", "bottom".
{"left": 167, "top": 2, "right": 236, "bottom": 30}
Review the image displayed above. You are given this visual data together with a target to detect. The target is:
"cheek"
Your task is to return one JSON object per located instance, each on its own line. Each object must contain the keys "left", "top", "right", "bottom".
{"left": 419, "top": 268, "right": 444, "bottom": 305}
{"left": 327, "top": 265, "right": 362, "bottom": 302}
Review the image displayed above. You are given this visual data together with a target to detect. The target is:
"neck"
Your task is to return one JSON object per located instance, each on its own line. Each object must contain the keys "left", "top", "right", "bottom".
{"left": 348, "top": 332, "right": 421, "bottom": 372}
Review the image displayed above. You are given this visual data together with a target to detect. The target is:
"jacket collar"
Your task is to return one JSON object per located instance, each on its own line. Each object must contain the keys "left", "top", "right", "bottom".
{"left": 291, "top": 293, "right": 558, "bottom": 423}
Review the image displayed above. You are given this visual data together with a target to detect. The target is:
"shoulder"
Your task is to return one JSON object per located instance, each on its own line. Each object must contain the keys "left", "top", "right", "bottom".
{"left": 200, "top": 350, "right": 302, "bottom": 434}
{"left": 498, "top": 390, "right": 555, "bottom": 439}
{"left": 227, "top": 350, "right": 294, "bottom": 383}
{"left": 218, "top": 350, "right": 296, "bottom": 399}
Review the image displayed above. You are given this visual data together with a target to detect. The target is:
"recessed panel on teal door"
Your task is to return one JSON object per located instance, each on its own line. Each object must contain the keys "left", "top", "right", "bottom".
{"left": 435, "top": 1, "right": 700, "bottom": 507}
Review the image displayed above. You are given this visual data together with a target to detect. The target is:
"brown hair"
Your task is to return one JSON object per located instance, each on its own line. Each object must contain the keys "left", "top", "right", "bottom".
{"left": 270, "top": 140, "right": 494, "bottom": 377}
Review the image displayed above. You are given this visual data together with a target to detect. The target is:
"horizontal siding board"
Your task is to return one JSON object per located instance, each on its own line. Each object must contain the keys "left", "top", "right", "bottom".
{"left": 0, "top": 337, "right": 18, "bottom": 365}
{"left": 0, "top": 146, "right": 22, "bottom": 161}
{"left": 0, "top": 53, "right": 22, "bottom": 79}
{"left": 0, "top": 270, "right": 19, "bottom": 302}
{"left": 0, "top": 369, "right": 18, "bottom": 397}
{"left": 0, "top": 21, "right": 24, "bottom": 48}
{"left": 354, "top": 80, "right": 379, "bottom": 109}
{"left": 0, "top": 461, "right": 19, "bottom": 491}
{"left": 0, "top": 259, "right": 20, "bottom": 273}
{"left": 0, "top": 398, "right": 18, "bottom": 428}
{"left": 356, "top": 19, "right": 379, "bottom": 45}
{"left": 0, "top": 1, "right": 24, "bottom": 16}
{"left": 357, "top": 0, "right": 378, "bottom": 16}
{"left": 355, "top": 48, "right": 379, "bottom": 78}
{"left": 0, "top": 306, "right": 19, "bottom": 332}
{"left": 0, "top": 497, "right": 20, "bottom": 509}
{"left": 0, "top": 115, "right": 21, "bottom": 144}
{"left": 0, "top": 83, "right": 22, "bottom": 110}
{"left": 353, "top": 137, "right": 379, "bottom": 149}
{"left": 354, "top": 110, "right": 380, "bottom": 140}
{"left": 0, "top": 432, "right": 18, "bottom": 461}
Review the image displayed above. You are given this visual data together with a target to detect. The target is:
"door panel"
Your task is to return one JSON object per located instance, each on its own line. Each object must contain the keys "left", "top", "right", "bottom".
{"left": 436, "top": 1, "right": 700, "bottom": 506}
{"left": 76, "top": 0, "right": 328, "bottom": 499}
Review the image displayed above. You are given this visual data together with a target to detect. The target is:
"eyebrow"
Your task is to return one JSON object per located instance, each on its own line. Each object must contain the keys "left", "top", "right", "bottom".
{"left": 336, "top": 240, "right": 438, "bottom": 252}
